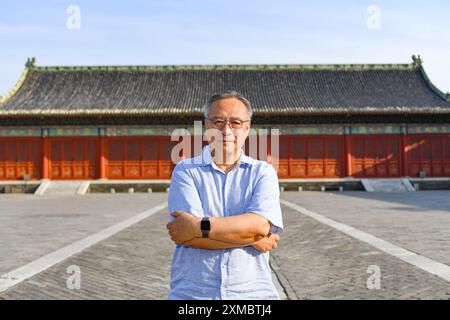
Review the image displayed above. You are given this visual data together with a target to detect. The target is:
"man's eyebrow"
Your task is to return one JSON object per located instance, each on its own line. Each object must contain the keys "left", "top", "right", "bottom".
{"left": 210, "top": 117, "right": 246, "bottom": 121}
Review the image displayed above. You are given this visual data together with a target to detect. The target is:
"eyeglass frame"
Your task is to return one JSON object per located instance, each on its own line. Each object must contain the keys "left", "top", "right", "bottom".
{"left": 206, "top": 117, "right": 251, "bottom": 130}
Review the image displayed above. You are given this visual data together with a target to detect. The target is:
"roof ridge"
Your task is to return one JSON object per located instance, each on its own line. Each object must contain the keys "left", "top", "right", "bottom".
{"left": 0, "top": 57, "right": 36, "bottom": 104}
{"left": 410, "top": 54, "right": 450, "bottom": 102}
{"left": 417, "top": 64, "right": 449, "bottom": 102}
{"left": 30, "top": 63, "right": 415, "bottom": 72}
{"left": 2, "top": 107, "right": 450, "bottom": 116}
{"left": 0, "top": 67, "right": 30, "bottom": 105}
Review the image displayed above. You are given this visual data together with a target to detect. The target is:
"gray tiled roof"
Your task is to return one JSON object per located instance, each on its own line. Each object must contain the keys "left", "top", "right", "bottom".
{"left": 1, "top": 60, "right": 449, "bottom": 116}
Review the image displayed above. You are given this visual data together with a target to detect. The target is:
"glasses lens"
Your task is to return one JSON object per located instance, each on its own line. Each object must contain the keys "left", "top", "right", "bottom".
{"left": 230, "top": 120, "right": 243, "bottom": 129}
{"left": 212, "top": 120, "right": 225, "bottom": 128}
{"left": 209, "top": 118, "right": 246, "bottom": 130}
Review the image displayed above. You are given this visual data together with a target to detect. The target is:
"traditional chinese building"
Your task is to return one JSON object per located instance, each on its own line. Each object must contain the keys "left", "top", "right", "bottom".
{"left": 1, "top": 56, "right": 449, "bottom": 181}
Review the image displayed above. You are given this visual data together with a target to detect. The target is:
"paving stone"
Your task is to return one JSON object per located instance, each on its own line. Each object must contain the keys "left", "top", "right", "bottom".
{"left": 2, "top": 191, "right": 450, "bottom": 299}
{"left": 281, "top": 191, "right": 450, "bottom": 265}
{"left": 0, "top": 208, "right": 172, "bottom": 300}
{"left": 272, "top": 200, "right": 450, "bottom": 300}
{"left": 0, "top": 193, "right": 167, "bottom": 273}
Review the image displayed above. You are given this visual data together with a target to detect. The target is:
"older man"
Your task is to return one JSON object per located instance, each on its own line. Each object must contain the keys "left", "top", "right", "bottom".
{"left": 166, "top": 90, "right": 283, "bottom": 300}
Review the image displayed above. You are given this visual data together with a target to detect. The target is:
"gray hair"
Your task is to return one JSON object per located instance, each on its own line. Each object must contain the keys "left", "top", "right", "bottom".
{"left": 202, "top": 90, "right": 253, "bottom": 120}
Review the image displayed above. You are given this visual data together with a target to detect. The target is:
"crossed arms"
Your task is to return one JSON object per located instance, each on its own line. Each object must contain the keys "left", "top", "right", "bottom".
{"left": 166, "top": 211, "right": 280, "bottom": 253}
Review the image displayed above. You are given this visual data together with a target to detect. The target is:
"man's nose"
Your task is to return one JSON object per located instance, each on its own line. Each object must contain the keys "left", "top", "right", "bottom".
{"left": 221, "top": 124, "right": 233, "bottom": 135}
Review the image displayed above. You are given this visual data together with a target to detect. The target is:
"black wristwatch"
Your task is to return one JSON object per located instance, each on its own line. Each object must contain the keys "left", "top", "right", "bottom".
{"left": 201, "top": 217, "right": 210, "bottom": 238}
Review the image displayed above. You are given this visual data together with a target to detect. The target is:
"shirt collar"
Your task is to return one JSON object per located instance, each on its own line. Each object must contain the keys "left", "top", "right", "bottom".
{"left": 201, "top": 145, "right": 255, "bottom": 167}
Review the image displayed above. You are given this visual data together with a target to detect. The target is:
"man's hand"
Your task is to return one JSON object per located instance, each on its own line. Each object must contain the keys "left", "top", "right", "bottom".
{"left": 166, "top": 211, "right": 202, "bottom": 245}
{"left": 251, "top": 233, "right": 280, "bottom": 253}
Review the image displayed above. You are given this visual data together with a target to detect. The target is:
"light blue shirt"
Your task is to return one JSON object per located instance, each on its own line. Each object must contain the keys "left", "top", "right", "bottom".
{"left": 168, "top": 145, "right": 283, "bottom": 300}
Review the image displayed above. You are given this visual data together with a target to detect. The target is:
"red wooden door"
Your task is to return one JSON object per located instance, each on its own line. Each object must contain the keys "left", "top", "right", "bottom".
{"left": 277, "top": 135, "right": 343, "bottom": 178}
{"left": 107, "top": 137, "right": 177, "bottom": 179}
{"left": 308, "top": 138, "right": 326, "bottom": 177}
{"left": 290, "top": 138, "right": 307, "bottom": 177}
{"left": 0, "top": 138, "right": 42, "bottom": 180}
{"left": 277, "top": 136, "right": 290, "bottom": 178}
{"left": 352, "top": 135, "right": 400, "bottom": 177}
{"left": 406, "top": 135, "right": 450, "bottom": 177}
{"left": 50, "top": 138, "right": 98, "bottom": 179}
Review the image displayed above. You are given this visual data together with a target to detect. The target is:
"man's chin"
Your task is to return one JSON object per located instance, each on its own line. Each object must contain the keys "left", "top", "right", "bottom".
{"left": 211, "top": 143, "right": 238, "bottom": 154}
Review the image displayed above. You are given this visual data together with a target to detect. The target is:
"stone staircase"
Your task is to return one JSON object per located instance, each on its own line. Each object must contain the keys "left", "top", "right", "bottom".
{"left": 35, "top": 180, "right": 90, "bottom": 196}
{"left": 361, "top": 178, "right": 416, "bottom": 192}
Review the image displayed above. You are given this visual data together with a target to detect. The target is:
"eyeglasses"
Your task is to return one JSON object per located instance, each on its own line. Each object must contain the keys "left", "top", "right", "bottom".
{"left": 207, "top": 118, "right": 250, "bottom": 130}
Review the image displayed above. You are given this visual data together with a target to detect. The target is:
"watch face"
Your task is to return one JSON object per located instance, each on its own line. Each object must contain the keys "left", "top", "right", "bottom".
{"left": 201, "top": 219, "right": 211, "bottom": 231}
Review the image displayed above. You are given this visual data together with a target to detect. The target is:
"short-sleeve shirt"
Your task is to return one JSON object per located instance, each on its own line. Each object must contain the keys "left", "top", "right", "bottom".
{"left": 168, "top": 145, "right": 283, "bottom": 300}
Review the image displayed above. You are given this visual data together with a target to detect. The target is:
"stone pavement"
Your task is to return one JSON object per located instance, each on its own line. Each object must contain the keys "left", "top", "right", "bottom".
{"left": 0, "top": 193, "right": 167, "bottom": 274}
{"left": 281, "top": 191, "right": 450, "bottom": 265}
{"left": 0, "top": 204, "right": 172, "bottom": 299}
{"left": 273, "top": 196, "right": 450, "bottom": 299}
{"left": 1, "top": 192, "right": 450, "bottom": 299}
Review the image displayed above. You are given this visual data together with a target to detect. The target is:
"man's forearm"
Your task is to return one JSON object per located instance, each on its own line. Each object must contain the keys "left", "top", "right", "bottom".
{"left": 207, "top": 213, "right": 271, "bottom": 245}
{"left": 182, "top": 237, "right": 254, "bottom": 250}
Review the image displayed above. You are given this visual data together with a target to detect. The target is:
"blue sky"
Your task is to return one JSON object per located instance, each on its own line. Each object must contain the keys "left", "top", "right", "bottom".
{"left": 1, "top": 0, "right": 449, "bottom": 95}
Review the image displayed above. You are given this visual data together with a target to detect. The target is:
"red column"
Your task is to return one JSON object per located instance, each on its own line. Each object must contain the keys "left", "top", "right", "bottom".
{"left": 99, "top": 135, "right": 107, "bottom": 179}
{"left": 401, "top": 133, "right": 408, "bottom": 176}
{"left": 344, "top": 127, "right": 352, "bottom": 177}
{"left": 42, "top": 135, "right": 49, "bottom": 179}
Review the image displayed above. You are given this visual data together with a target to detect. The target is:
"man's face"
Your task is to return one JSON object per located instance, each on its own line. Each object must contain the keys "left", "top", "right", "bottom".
{"left": 204, "top": 97, "right": 251, "bottom": 158}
